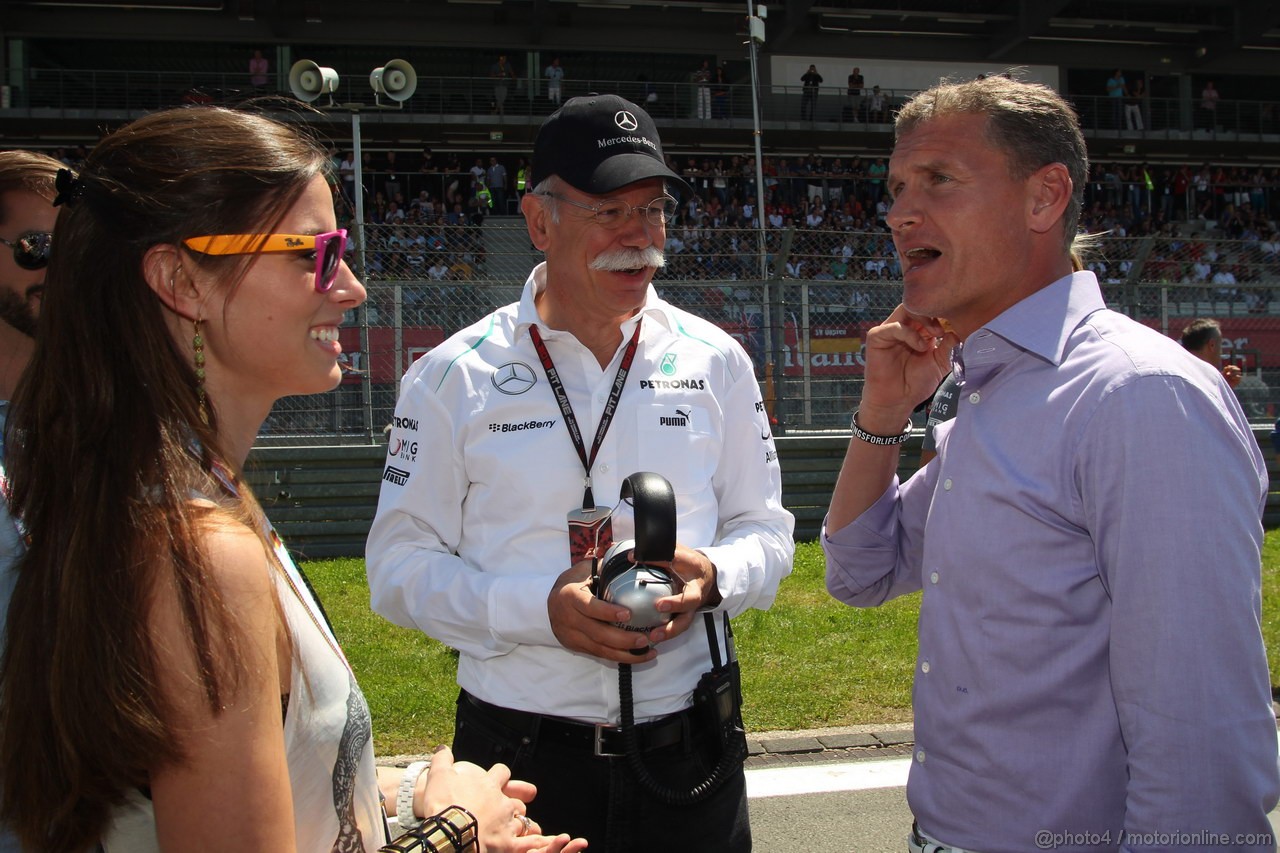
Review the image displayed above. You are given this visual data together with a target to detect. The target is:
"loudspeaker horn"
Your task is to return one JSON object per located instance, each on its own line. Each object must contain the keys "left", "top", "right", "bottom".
{"left": 370, "top": 59, "right": 417, "bottom": 105}
{"left": 288, "top": 59, "right": 340, "bottom": 103}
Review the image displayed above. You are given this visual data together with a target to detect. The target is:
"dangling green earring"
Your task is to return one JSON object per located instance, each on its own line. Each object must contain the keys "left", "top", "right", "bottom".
{"left": 193, "top": 318, "right": 208, "bottom": 424}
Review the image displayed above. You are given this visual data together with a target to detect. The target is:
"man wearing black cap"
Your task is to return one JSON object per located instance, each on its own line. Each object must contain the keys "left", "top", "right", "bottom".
{"left": 368, "top": 94, "right": 794, "bottom": 851}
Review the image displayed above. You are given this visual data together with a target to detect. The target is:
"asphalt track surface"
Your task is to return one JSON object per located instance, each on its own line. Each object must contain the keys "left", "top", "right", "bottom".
{"left": 385, "top": 719, "right": 1280, "bottom": 851}
{"left": 744, "top": 723, "right": 1280, "bottom": 852}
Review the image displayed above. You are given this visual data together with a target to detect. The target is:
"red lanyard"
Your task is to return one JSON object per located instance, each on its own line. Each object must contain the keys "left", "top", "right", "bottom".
{"left": 528, "top": 319, "right": 642, "bottom": 511}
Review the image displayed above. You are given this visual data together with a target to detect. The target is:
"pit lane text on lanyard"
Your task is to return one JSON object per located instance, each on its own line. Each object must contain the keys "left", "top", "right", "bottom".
{"left": 528, "top": 318, "right": 642, "bottom": 512}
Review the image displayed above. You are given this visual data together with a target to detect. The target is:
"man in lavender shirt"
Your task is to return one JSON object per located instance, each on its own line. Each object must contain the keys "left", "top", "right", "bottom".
{"left": 823, "top": 75, "right": 1279, "bottom": 853}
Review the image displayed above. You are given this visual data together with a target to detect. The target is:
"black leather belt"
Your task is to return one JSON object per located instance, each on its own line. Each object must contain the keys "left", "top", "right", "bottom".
{"left": 461, "top": 690, "right": 698, "bottom": 758}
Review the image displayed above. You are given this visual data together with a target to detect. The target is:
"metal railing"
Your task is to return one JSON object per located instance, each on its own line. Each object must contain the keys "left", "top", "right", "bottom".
{"left": 257, "top": 221, "right": 1280, "bottom": 444}
{"left": 6, "top": 69, "right": 1280, "bottom": 142}
{"left": 2, "top": 69, "right": 753, "bottom": 120}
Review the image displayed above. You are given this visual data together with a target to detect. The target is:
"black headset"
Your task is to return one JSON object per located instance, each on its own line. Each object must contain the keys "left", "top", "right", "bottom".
{"left": 592, "top": 471, "right": 677, "bottom": 630}
{"left": 595, "top": 472, "right": 746, "bottom": 805}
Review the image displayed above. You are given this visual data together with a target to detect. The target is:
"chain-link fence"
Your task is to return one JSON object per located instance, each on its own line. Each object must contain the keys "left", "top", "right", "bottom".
{"left": 259, "top": 219, "right": 1280, "bottom": 443}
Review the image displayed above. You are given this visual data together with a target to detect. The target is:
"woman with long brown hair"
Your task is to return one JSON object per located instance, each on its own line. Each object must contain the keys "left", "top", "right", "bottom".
{"left": 0, "top": 107, "right": 584, "bottom": 853}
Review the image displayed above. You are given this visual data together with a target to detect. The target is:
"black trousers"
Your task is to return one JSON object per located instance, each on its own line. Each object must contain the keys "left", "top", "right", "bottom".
{"left": 452, "top": 691, "right": 751, "bottom": 853}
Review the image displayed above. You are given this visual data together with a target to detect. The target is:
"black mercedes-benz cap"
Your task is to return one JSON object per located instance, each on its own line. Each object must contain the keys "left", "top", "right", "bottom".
{"left": 529, "top": 93, "right": 688, "bottom": 195}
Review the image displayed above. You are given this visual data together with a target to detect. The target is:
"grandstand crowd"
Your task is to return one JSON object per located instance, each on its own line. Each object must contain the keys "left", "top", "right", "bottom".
{"left": 30, "top": 133, "right": 1280, "bottom": 305}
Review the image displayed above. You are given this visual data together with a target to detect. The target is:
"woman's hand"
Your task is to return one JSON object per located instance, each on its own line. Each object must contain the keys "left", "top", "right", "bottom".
{"left": 417, "top": 745, "right": 589, "bottom": 852}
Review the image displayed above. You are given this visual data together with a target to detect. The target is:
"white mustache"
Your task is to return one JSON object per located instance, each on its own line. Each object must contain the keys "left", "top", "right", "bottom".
{"left": 589, "top": 246, "right": 666, "bottom": 271}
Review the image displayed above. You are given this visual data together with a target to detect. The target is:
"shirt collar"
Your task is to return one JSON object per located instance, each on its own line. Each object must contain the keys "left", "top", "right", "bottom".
{"left": 966, "top": 270, "right": 1105, "bottom": 362}
{"left": 514, "top": 260, "right": 677, "bottom": 337}
{"left": 953, "top": 271, "right": 1105, "bottom": 383}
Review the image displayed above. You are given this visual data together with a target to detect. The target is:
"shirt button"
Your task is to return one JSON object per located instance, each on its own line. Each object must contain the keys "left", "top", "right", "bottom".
{"left": 968, "top": 392, "right": 981, "bottom": 404}
{"left": 921, "top": 660, "right": 930, "bottom": 674}
{"left": 943, "top": 478, "right": 953, "bottom": 491}
{"left": 599, "top": 464, "right": 610, "bottom": 473}
{"left": 916, "top": 749, "right": 926, "bottom": 764}
{"left": 930, "top": 571, "right": 939, "bottom": 584}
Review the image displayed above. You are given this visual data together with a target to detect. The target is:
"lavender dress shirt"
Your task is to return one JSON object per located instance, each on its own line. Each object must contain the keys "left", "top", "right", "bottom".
{"left": 824, "top": 272, "right": 1279, "bottom": 853}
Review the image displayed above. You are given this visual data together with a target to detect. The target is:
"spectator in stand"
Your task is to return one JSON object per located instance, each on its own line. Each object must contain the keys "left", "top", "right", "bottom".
{"left": 866, "top": 85, "right": 888, "bottom": 123}
{"left": 490, "top": 54, "right": 517, "bottom": 115}
{"left": 1249, "top": 166, "right": 1268, "bottom": 211}
{"left": 544, "top": 57, "right": 564, "bottom": 107}
{"left": 403, "top": 228, "right": 426, "bottom": 273}
{"left": 502, "top": 155, "right": 524, "bottom": 203}
{"left": 1200, "top": 80, "right": 1221, "bottom": 130}
{"left": 338, "top": 150, "right": 357, "bottom": 207}
{"left": 1192, "top": 162, "right": 1212, "bottom": 216}
{"left": 1171, "top": 164, "right": 1192, "bottom": 218}
{"left": 712, "top": 66, "right": 730, "bottom": 120}
{"left": 692, "top": 59, "right": 713, "bottom": 120}
{"left": 866, "top": 157, "right": 887, "bottom": 199}
{"left": 411, "top": 190, "right": 434, "bottom": 219}
{"left": 427, "top": 258, "right": 450, "bottom": 281}
{"left": 800, "top": 64, "right": 823, "bottom": 120}
{"left": 248, "top": 48, "right": 269, "bottom": 90}
{"left": 382, "top": 150, "right": 404, "bottom": 204}
{"left": 1181, "top": 317, "right": 1243, "bottom": 389}
{"left": 1212, "top": 263, "right": 1239, "bottom": 299}
{"left": 636, "top": 74, "right": 659, "bottom": 114}
{"left": 874, "top": 196, "right": 890, "bottom": 228}
{"left": 468, "top": 180, "right": 491, "bottom": 225}
{"left": 1219, "top": 203, "right": 1246, "bottom": 239}
{"left": 846, "top": 66, "right": 864, "bottom": 121}
{"left": 1105, "top": 69, "right": 1127, "bottom": 129}
{"left": 1259, "top": 225, "right": 1280, "bottom": 262}
{"left": 1124, "top": 77, "right": 1145, "bottom": 131}
{"left": 804, "top": 201, "right": 824, "bottom": 228}
{"left": 486, "top": 156, "right": 509, "bottom": 215}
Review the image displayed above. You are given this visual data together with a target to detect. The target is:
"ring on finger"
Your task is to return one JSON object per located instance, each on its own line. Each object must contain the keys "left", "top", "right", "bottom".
{"left": 516, "top": 813, "right": 534, "bottom": 836}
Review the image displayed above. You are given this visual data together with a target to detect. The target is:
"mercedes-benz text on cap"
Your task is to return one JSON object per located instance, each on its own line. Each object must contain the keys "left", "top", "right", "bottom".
{"left": 530, "top": 93, "right": 688, "bottom": 195}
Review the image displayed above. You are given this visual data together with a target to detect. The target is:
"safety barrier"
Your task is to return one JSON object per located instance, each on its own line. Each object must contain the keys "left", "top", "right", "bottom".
{"left": 247, "top": 426, "right": 1280, "bottom": 559}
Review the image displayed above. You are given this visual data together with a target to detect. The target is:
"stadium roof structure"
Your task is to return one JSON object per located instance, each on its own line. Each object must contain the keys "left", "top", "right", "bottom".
{"left": 3, "top": 0, "right": 1280, "bottom": 163}
{"left": 3, "top": 0, "right": 1278, "bottom": 75}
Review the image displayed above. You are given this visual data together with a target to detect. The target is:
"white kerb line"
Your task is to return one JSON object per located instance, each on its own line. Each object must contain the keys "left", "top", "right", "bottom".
{"left": 746, "top": 757, "right": 911, "bottom": 799}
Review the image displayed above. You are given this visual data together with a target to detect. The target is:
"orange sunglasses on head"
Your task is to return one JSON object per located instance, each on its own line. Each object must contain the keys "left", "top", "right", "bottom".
{"left": 182, "top": 229, "right": 348, "bottom": 292}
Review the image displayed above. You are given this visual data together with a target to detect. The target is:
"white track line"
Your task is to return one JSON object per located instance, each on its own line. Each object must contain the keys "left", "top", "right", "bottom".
{"left": 746, "top": 757, "right": 911, "bottom": 799}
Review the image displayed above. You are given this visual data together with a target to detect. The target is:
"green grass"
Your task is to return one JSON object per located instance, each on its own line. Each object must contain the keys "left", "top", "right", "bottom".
{"left": 310, "top": 542, "right": 917, "bottom": 756}
{"left": 314, "top": 531, "right": 1280, "bottom": 756}
{"left": 1264, "top": 532, "right": 1280, "bottom": 689}
{"left": 306, "top": 558, "right": 463, "bottom": 755}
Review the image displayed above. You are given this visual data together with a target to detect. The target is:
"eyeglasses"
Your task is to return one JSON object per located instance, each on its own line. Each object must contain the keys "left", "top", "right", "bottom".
{"left": 182, "top": 229, "right": 348, "bottom": 292}
{"left": 538, "top": 193, "right": 677, "bottom": 229}
{"left": 0, "top": 231, "right": 53, "bottom": 271}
